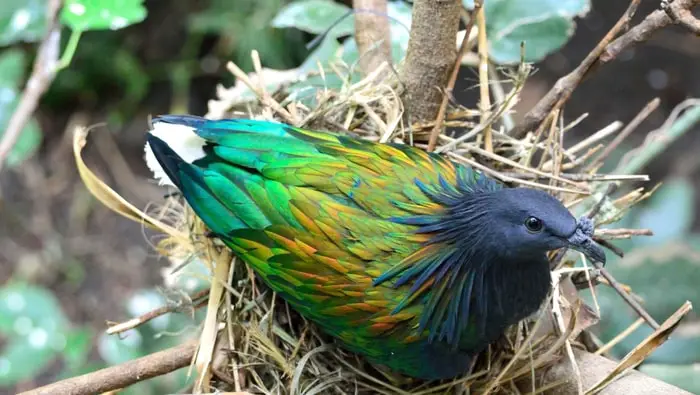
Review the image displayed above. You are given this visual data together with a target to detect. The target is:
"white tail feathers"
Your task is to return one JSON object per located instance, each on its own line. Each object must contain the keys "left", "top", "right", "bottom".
{"left": 144, "top": 121, "right": 207, "bottom": 187}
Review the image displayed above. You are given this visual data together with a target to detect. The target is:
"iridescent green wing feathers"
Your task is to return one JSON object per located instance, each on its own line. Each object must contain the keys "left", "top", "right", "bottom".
{"left": 148, "top": 116, "right": 501, "bottom": 352}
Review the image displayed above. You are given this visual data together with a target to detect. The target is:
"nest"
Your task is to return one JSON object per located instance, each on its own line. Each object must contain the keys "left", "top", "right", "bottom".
{"left": 73, "top": 50, "right": 691, "bottom": 394}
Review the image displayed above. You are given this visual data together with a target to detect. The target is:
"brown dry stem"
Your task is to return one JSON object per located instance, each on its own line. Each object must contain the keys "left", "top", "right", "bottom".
{"left": 476, "top": 4, "right": 493, "bottom": 152}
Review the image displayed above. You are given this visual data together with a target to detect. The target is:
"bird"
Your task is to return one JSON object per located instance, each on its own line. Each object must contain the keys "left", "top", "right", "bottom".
{"left": 144, "top": 115, "right": 606, "bottom": 380}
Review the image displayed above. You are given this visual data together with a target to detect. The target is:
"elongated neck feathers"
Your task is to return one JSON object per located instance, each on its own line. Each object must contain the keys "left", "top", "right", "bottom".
{"left": 376, "top": 175, "right": 551, "bottom": 349}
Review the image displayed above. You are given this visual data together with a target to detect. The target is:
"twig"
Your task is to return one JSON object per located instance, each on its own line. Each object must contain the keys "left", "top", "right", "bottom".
{"left": 0, "top": 0, "right": 62, "bottom": 171}
{"left": 594, "top": 260, "right": 660, "bottom": 329}
{"left": 447, "top": 152, "right": 587, "bottom": 194}
{"left": 435, "top": 80, "right": 525, "bottom": 154}
{"left": 475, "top": 3, "right": 493, "bottom": 152}
{"left": 18, "top": 341, "right": 198, "bottom": 395}
{"left": 461, "top": 142, "right": 586, "bottom": 190}
{"left": 106, "top": 288, "right": 210, "bottom": 335}
{"left": 617, "top": 99, "right": 700, "bottom": 175}
{"left": 521, "top": 0, "right": 700, "bottom": 139}
{"left": 595, "top": 317, "right": 645, "bottom": 356}
{"left": 588, "top": 183, "right": 619, "bottom": 220}
{"left": 511, "top": 0, "right": 642, "bottom": 138}
{"left": 585, "top": 302, "right": 692, "bottom": 394}
{"left": 489, "top": 65, "right": 515, "bottom": 132}
{"left": 585, "top": 98, "right": 660, "bottom": 171}
{"left": 195, "top": 249, "right": 233, "bottom": 392}
{"left": 664, "top": 2, "right": 700, "bottom": 34}
{"left": 594, "top": 228, "right": 653, "bottom": 239}
{"left": 226, "top": 57, "right": 299, "bottom": 126}
{"left": 593, "top": 238, "right": 625, "bottom": 258}
{"left": 353, "top": 0, "right": 393, "bottom": 76}
{"left": 561, "top": 121, "right": 622, "bottom": 157}
{"left": 499, "top": 172, "right": 649, "bottom": 182}
{"left": 427, "top": 5, "right": 479, "bottom": 151}
{"left": 602, "top": 0, "right": 700, "bottom": 62}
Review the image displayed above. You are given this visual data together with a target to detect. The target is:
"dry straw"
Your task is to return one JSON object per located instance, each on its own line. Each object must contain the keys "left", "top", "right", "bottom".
{"left": 72, "top": 49, "right": 695, "bottom": 394}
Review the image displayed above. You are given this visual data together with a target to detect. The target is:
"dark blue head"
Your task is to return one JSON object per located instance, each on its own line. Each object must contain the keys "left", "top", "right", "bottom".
{"left": 483, "top": 188, "right": 604, "bottom": 262}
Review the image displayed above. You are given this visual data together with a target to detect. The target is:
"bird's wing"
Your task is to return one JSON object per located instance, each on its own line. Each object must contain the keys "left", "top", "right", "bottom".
{"left": 147, "top": 115, "right": 501, "bottom": 350}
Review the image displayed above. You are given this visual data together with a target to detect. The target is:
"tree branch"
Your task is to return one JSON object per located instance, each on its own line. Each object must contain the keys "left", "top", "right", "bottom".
{"left": 106, "top": 288, "right": 209, "bottom": 335}
{"left": 18, "top": 341, "right": 198, "bottom": 395}
{"left": 602, "top": 0, "right": 700, "bottom": 62}
{"left": 353, "top": 0, "right": 393, "bottom": 76}
{"left": 0, "top": 0, "right": 62, "bottom": 171}
{"left": 511, "top": 0, "right": 700, "bottom": 139}
{"left": 662, "top": 0, "right": 700, "bottom": 34}
{"left": 400, "top": 0, "right": 462, "bottom": 139}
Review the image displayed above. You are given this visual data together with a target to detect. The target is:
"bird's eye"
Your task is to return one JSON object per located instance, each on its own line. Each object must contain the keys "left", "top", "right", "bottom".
{"left": 525, "top": 216, "right": 543, "bottom": 233}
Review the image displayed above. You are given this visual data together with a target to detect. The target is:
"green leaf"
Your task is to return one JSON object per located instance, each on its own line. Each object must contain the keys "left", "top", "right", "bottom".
{"left": 0, "top": 333, "right": 60, "bottom": 386}
{"left": 271, "top": 0, "right": 354, "bottom": 37}
{"left": 0, "top": 283, "right": 71, "bottom": 386}
{"left": 189, "top": 0, "right": 243, "bottom": 34}
{"left": 0, "top": 49, "right": 43, "bottom": 166}
{"left": 639, "top": 364, "right": 700, "bottom": 394}
{"left": 0, "top": 0, "right": 47, "bottom": 46}
{"left": 0, "top": 48, "right": 26, "bottom": 87}
{"left": 485, "top": 0, "right": 590, "bottom": 64}
{"left": 62, "top": 328, "right": 94, "bottom": 370}
{"left": 0, "top": 282, "right": 68, "bottom": 336}
{"left": 61, "top": 0, "right": 147, "bottom": 31}
{"left": 634, "top": 178, "right": 695, "bottom": 247}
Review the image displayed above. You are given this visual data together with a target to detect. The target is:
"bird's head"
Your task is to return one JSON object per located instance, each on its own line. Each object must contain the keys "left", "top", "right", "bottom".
{"left": 483, "top": 188, "right": 606, "bottom": 264}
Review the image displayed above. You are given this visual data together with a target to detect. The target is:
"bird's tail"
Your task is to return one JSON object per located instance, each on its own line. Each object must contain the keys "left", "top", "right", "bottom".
{"left": 144, "top": 115, "right": 316, "bottom": 236}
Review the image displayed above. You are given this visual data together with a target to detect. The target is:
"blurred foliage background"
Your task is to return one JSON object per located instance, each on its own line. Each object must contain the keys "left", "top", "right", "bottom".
{"left": 0, "top": 0, "right": 698, "bottom": 393}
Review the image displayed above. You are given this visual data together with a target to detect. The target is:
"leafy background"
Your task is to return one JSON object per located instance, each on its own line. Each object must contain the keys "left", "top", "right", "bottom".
{"left": 0, "top": 0, "right": 699, "bottom": 393}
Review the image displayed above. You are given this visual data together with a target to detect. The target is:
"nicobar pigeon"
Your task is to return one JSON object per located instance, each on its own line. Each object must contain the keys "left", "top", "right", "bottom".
{"left": 144, "top": 115, "right": 606, "bottom": 380}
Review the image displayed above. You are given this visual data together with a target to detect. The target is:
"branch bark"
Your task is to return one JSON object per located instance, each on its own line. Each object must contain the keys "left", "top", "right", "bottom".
{"left": 400, "top": 0, "right": 462, "bottom": 138}
{"left": 602, "top": 0, "right": 700, "bottom": 62}
{"left": 353, "top": 0, "right": 393, "bottom": 76}
{"left": 511, "top": 0, "right": 700, "bottom": 139}
{"left": 534, "top": 349, "right": 693, "bottom": 395}
{"left": 18, "top": 340, "right": 197, "bottom": 395}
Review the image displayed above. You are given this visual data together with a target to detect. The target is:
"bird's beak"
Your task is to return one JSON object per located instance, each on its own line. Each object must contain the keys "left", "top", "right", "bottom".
{"left": 566, "top": 217, "right": 606, "bottom": 265}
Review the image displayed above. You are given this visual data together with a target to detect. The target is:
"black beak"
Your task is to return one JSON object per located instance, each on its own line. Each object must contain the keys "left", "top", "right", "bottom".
{"left": 566, "top": 217, "right": 606, "bottom": 265}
